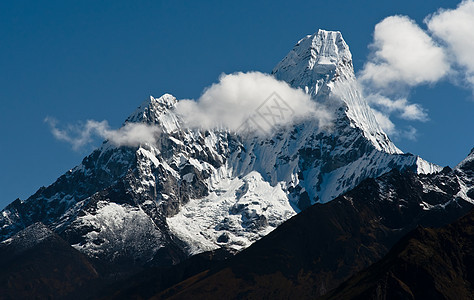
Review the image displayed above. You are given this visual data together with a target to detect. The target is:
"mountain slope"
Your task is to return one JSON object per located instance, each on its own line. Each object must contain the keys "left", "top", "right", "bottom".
{"left": 155, "top": 153, "right": 474, "bottom": 299}
{"left": 323, "top": 208, "right": 474, "bottom": 300}
{"left": 0, "top": 29, "right": 440, "bottom": 265}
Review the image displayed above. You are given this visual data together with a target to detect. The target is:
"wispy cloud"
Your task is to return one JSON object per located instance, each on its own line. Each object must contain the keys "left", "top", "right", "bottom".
{"left": 371, "top": 109, "right": 396, "bottom": 135}
{"left": 371, "top": 110, "right": 418, "bottom": 141}
{"left": 45, "top": 117, "right": 161, "bottom": 151}
{"left": 366, "top": 94, "right": 428, "bottom": 122}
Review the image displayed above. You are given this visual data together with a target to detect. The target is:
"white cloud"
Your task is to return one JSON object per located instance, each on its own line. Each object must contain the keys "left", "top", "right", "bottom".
{"left": 425, "top": 0, "right": 474, "bottom": 87}
{"left": 361, "top": 1, "right": 474, "bottom": 93}
{"left": 360, "top": 15, "right": 450, "bottom": 90}
{"left": 400, "top": 103, "right": 427, "bottom": 121}
{"left": 46, "top": 72, "right": 333, "bottom": 150}
{"left": 371, "top": 110, "right": 418, "bottom": 141}
{"left": 175, "top": 71, "right": 333, "bottom": 134}
{"left": 45, "top": 117, "right": 160, "bottom": 150}
{"left": 366, "top": 94, "right": 428, "bottom": 121}
{"left": 402, "top": 126, "right": 418, "bottom": 141}
{"left": 372, "top": 109, "right": 396, "bottom": 135}
{"left": 359, "top": 5, "right": 474, "bottom": 141}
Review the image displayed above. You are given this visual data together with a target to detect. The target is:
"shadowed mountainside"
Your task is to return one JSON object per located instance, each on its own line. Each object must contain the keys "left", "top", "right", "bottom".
{"left": 323, "top": 208, "right": 474, "bottom": 300}
{"left": 149, "top": 166, "right": 473, "bottom": 299}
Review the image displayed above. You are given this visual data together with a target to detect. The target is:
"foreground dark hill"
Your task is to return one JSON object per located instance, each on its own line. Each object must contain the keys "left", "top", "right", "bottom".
{"left": 323, "top": 208, "right": 474, "bottom": 300}
{"left": 0, "top": 223, "right": 98, "bottom": 300}
{"left": 136, "top": 153, "right": 473, "bottom": 299}
{"left": 0, "top": 222, "right": 231, "bottom": 300}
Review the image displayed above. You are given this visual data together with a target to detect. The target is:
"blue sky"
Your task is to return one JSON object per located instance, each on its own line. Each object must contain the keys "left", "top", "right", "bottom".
{"left": 1, "top": 0, "right": 473, "bottom": 209}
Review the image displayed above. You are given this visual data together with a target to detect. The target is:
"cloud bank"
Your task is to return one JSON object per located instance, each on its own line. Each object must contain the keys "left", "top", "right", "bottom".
{"left": 360, "top": 0, "right": 474, "bottom": 140}
{"left": 45, "top": 118, "right": 161, "bottom": 150}
{"left": 175, "top": 71, "right": 332, "bottom": 134}
{"left": 360, "top": 15, "right": 449, "bottom": 90}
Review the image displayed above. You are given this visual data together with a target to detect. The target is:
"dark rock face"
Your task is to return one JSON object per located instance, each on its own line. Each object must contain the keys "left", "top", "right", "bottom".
{"left": 323, "top": 208, "right": 474, "bottom": 300}
{"left": 154, "top": 167, "right": 473, "bottom": 299}
{"left": 101, "top": 248, "right": 233, "bottom": 300}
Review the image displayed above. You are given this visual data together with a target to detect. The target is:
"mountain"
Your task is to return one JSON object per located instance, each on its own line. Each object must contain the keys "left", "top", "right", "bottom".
{"left": 0, "top": 29, "right": 440, "bottom": 267}
{"left": 153, "top": 150, "right": 474, "bottom": 299}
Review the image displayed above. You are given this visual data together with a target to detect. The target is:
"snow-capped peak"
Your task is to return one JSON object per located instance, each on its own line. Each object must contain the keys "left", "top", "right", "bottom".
{"left": 125, "top": 93, "right": 181, "bottom": 133}
{"left": 308, "top": 29, "right": 351, "bottom": 64}
{"left": 456, "top": 148, "right": 474, "bottom": 171}
{"left": 273, "top": 29, "right": 401, "bottom": 154}
{"left": 126, "top": 94, "right": 178, "bottom": 124}
{"left": 455, "top": 148, "right": 474, "bottom": 199}
{"left": 272, "top": 30, "right": 351, "bottom": 93}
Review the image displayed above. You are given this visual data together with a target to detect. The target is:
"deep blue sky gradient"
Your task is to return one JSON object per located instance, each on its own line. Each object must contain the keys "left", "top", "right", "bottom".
{"left": 1, "top": 0, "right": 472, "bottom": 209}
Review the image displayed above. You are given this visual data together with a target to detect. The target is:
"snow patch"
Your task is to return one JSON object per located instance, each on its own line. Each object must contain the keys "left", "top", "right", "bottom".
{"left": 71, "top": 201, "right": 163, "bottom": 262}
{"left": 167, "top": 171, "right": 296, "bottom": 254}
